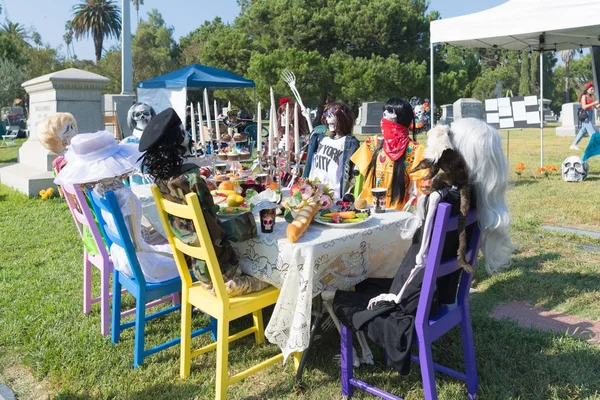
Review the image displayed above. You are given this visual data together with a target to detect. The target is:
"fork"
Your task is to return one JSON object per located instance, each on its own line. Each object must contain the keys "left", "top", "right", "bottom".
{"left": 281, "top": 69, "right": 314, "bottom": 133}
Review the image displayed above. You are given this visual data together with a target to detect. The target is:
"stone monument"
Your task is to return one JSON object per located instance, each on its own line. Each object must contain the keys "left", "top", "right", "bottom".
{"left": 556, "top": 102, "right": 582, "bottom": 137}
{"left": 0, "top": 68, "right": 109, "bottom": 196}
{"left": 353, "top": 101, "right": 384, "bottom": 135}
{"left": 439, "top": 104, "right": 454, "bottom": 125}
{"left": 453, "top": 98, "right": 484, "bottom": 121}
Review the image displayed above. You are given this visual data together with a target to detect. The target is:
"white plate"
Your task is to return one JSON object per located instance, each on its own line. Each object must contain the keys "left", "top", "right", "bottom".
{"left": 313, "top": 214, "right": 372, "bottom": 228}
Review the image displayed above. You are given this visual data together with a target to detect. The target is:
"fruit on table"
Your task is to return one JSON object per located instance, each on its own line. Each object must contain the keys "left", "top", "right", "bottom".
{"left": 322, "top": 211, "right": 356, "bottom": 219}
{"left": 354, "top": 198, "right": 367, "bottom": 209}
{"left": 219, "top": 181, "right": 234, "bottom": 191}
{"left": 200, "top": 167, "right": 212, "bottom": 177}
{"left": 342, "top": 193, "right": 355, "bottom": 203}
{"left": 227, "top": 193, "right": 245, "bottom": 207}
{"left": 268, "top": 182, "right": 279, "bottom": 190}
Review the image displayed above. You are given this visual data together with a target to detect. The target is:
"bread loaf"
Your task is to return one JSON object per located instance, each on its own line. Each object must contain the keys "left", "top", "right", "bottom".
{"left": 286, "top": 201, "right": 319, "bottom": 243}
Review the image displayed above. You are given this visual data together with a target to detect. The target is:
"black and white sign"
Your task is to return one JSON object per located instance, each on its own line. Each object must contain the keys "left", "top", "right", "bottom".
{"left": 485, "top": 95, "right": 540, "bottom": 129}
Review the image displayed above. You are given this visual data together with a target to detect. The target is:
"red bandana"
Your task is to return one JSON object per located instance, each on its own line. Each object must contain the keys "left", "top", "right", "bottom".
{"left": 380, "top": 118, "right": 410, "bottom": 161}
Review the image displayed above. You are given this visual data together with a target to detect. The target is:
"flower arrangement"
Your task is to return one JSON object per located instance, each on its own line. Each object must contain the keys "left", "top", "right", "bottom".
{"left": 536, "top": 164, "right": 559, "bottom": 179}
{"left": 39, "top": 187, "right": 55, "bottom": 199}
{"left": 514, "top": 162, "right": 525, "bottom": 177}
{"left": 285, "top": 178, "right": 335, "bottom": 212}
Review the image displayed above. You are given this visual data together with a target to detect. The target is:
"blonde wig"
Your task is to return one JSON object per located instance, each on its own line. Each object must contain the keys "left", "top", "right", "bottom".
{"left": 38, "top": 113, "right": 78, "bottom": 154}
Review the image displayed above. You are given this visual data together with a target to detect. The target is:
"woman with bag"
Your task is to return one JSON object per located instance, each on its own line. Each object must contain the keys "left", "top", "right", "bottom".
{"left": 571, "top": 82, "right": 600, "bottom": 150}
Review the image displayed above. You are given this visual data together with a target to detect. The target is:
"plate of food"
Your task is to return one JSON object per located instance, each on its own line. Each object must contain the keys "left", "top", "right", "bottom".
{"left": 313, "top": 209, "right": 372, "bottom": 227}
{"left": 217, "top": 206, "right": 251, "bottom": 218}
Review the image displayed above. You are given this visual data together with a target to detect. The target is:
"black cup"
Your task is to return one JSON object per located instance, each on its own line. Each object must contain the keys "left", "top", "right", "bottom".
{"left": 259, "top": 208, "right": 276, "bottom": 233}
{"left": 371, "top": 188, "right": 387, "bottom": 213}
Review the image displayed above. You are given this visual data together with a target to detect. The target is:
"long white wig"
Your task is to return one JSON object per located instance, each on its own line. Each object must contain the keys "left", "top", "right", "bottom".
{"left": 449, "top": 118, "right": 514, "bottom": 274}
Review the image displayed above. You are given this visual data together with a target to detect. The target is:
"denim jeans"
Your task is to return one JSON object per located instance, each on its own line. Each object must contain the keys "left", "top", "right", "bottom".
{"left": 573, "top": 110, "right": 596, "bottom": 145}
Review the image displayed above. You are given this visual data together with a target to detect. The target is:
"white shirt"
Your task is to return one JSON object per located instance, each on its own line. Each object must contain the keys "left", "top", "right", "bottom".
{"left": 308, "top": 136, "right": 346, "bottom": 199}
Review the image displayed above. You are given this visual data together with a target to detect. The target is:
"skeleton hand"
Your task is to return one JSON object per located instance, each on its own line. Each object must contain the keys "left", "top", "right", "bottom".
{"left": 367, "top": 293, "right": 397, "bottom": 310}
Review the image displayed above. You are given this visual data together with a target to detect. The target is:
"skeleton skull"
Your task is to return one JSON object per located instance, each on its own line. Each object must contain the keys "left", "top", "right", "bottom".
{"left": 414, "top": 105, "right": 424, "bottom": 120}
{"left": 383, "top": 110, "right": 397, "bottom": 122}
{"left": 326, "top": 114, "right": 337, "bottom": 132}
{"left": 562, "top": 156, "right": 588, "bottom": 182}
{"left": 127, "top": 102, "right": 155, "bottom": 134}
{"left": 58, "top": 122, "right": 78, "bottom": 148}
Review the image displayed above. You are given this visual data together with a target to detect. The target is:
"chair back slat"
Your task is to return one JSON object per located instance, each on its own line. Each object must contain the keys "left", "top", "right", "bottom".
{"left": 88, "top": 189, "right": 147, "bottom": 286}
{"left": 61, "top": 184, "right": 109, "bottom": 261}
{"left": 415, "top": 203, "right": 482, "bottom": 327}
{"left": 152, "top": 185, "right": 230, "bottom": 304}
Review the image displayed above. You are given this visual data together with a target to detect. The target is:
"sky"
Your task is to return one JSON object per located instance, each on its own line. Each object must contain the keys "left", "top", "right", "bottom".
{"left": 4, "top": 0, "right": 512, "bottom": 61}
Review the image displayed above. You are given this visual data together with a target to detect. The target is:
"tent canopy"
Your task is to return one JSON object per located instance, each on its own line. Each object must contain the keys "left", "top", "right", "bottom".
{"left": 430, "top": 0, "right": 600, "bottom": 51}
{"left": 137, "top": 64, "right": 255, "bottom": 89}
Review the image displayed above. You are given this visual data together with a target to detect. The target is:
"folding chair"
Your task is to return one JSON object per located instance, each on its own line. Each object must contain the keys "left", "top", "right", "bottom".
{"left": 88, "top": 188, "right": 217, "bottom": 367}
{"left": 152, "top": 185, "right": 291, "bottom": 400}
{"left": 1, "top": 124, "right": 18, "bottom": 147}
{"left": 340, "top": 203, "right": 482, "bottom": 400}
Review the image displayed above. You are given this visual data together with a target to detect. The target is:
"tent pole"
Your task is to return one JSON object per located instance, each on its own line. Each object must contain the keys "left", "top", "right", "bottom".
{"left": 540, "top": 52, "right": 544, "bottom": 168}
{"left": 430, "top": 44, "right": 435, "bottom": 124}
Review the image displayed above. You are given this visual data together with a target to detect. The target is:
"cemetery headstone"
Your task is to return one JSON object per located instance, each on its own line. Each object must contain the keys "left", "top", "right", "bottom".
{"left": 453, "top": 98, "right": 484, "bottom": 121}
{"left": 353, "top": 101, "right": 384, "bottom": 134}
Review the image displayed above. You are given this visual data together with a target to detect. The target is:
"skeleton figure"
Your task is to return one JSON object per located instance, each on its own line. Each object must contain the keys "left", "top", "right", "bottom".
{"left": 562, "top": 156, "right": 589, "bottom": 182}
{"left": 127, "top": 102, "right": 156, "bottom": 139}
{"left": 414, "top": 104, "right": 424, "bottom": 120}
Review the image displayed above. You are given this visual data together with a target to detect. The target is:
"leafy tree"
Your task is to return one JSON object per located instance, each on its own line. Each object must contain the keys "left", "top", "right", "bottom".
{"left": 71, "top": 0, "right": 121, "bottom": 63}
{"left": 518, "top": 51, "right": 531, "bottom": 96}
{"left": 31, "top": 31, "right": 42, "bottom": 48}
{"left": 0, "top": 58, "right": 26, "bottom": 107}
{"left": 0, "top": 33, "right": 26, "bottom": 66}
{"left": 23, "top": 46, "right": 64, "bottom": 81}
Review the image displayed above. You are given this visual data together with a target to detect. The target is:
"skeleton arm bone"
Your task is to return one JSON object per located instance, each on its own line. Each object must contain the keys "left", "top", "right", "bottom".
{"left": 367, "top": 192, "right": 441, "bottom": 309}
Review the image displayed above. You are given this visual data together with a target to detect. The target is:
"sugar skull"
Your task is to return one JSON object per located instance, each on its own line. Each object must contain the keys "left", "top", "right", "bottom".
{"left": 383, "top": 110, "right": 397, "bottom": 122}
{"left": 414, "top": 104, "right": 425, "bottom": 120}
{"left": 127, "top": 102, "right": 156, "bottom": 132}
{"left": 562, "top": 156, "right": 588, "bottom": 182}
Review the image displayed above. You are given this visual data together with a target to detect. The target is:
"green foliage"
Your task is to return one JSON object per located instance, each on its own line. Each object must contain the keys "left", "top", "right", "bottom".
{"left": 0, "top": 58, "right": 26, "bottom": 107}
{"left": 71, "top": 0, "right": 121, "bottom": 63}
{"left": 23, "top": 46, "right": 65, "bottom": 81}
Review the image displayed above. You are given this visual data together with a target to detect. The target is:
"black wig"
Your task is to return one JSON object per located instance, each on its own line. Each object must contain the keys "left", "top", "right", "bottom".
{"left": 365, "top": 98, "right": 414, "bottom": 206}
{"left": 141, "top": 127, "right": 187, "bottom": 181}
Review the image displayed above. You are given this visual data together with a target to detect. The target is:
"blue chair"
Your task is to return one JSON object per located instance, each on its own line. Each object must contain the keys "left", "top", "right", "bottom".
{"left": 88, "top": 189, "right": 217, "bottom": 368}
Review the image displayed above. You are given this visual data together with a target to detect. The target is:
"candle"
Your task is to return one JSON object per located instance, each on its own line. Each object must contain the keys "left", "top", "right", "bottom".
{"left": 285, "top": 102, "right": 290, "bottom": 152}
{"left": 190, "top": 102, "right": 197, "bottom": 156}
{"left": 228, "top": 101, "right": 231, "bottom": 111}
{"left": 256, "top": 101, "right": 262, "bottom": 155}
{"left": 214, "top": 99, "right": 220, "bottom": 142}
{"left": 294, "top": 103, "right": 300, "bottom": 155}
{"left": 204, "top": 89, "right": 211, "bottom": 131}
{"left": 196, "top": 102, "right": 204, "bottom": 147}
{"left": 268, "top": 87, "right": 275, "bottom": 156}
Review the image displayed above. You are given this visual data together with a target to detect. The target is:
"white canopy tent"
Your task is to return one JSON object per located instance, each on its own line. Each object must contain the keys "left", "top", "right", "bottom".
{"left": 430, "top": 0, "right": 600, "bottom": 166}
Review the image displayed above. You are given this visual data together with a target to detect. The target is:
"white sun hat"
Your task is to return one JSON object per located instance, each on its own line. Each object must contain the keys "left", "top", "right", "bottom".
{"left": 54, "top": 131, "right": 142, "bottom": 185}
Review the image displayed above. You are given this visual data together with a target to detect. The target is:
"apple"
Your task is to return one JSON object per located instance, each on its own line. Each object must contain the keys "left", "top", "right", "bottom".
{"left": 290, "top": 184, "right": 300, "bottom": 195}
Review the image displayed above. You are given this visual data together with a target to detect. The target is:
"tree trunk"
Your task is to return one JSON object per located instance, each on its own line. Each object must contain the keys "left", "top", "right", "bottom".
{"left": 564, "top": 61, "right": 570, "bottom": 104}
{"left": 94, "top": 33, "right": 103, "bottom": 63}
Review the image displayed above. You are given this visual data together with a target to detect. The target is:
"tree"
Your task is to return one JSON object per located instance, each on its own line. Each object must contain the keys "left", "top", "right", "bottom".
{"left": 518, "top": 51, "right": 531, "bottom": 96}
{"left": 131, "top": 0, "right": 144, "bottom": 23}
{"left": 71, "top": 0, "right": 121, "bottom": 63}
{"left": 64, "top": 21, "right": 76, "bottom": 60}
{"left": 559, "top": 50, "right": 576, "bottom": 104}
{"left": 31, "top": 31, "right": 42, "bottom": 48}
{"left": 23, "top": 46, "right": 64, "bottom": 81}
{"left": 0, "top": 58, "right": 26, "bottom": 107}
{"left": 1, "top": 21, "right": 29, "bottom": 44}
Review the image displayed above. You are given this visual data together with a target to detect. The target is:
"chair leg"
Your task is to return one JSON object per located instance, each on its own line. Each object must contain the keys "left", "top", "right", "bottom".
{"left": 180, "top": 293, "right": 192, "bottom": 379}
{"left": 100, "top": 263, "right": 110, "bottom": 336}
{"left": 172, "top": 291, "right": 181, "bottom": 306}
{"left": 133, "top": 295, "right": 147, "bottom": 368}
{"left": 111, "top": 272, "right": 122, "bottom": 344}
{"left": 215, "top": 318, "right": 230, "bottom": 400}
{"left": 209, "top": 317, "right": 218, "bottom": 341}
{"left": 83, "top": 252, "right": 92, "bottom": 314}
{"left": 340, "top": 324, "right": 354, "bottom": 398}
{"left": 292, "top": 352, "right": 302, "bottom": 372}
{"left": 460, "top": 305, "right": 478, "bottom": 399}
{"left": 252, "top": 309, "right": 265, "bottom": 345}
{"left": 418, "top": 337, "right": 438, "bottom": 400}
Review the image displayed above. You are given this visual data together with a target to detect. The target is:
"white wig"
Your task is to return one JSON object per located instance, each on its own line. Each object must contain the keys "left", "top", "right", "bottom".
{"left": 449, "top": 118, "right": 515, "bottom": 274}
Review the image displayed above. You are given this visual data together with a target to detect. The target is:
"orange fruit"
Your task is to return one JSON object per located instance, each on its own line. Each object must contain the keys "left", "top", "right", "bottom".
{"left": 219, "top": 181, "right": 234, "bottom": 191}
{"left": 268, "top": 182, "right": 278, "bottom": 190}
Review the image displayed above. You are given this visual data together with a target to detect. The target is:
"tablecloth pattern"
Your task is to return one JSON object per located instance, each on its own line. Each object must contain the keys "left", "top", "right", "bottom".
{"left": 232, "top": 210, "right": 418, "bottom": 360}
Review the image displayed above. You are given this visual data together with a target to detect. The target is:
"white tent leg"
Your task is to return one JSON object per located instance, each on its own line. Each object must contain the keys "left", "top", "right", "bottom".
{"left": 540, "top": 52, "right": 544, "bottom": 168}
{"left": 430, "top": 45, "right": 435, "bottom": 124}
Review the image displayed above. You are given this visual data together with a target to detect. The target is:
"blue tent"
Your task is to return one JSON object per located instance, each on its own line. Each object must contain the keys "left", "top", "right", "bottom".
{"left": 137, "top": 64, "right": 255, "bottom": 89}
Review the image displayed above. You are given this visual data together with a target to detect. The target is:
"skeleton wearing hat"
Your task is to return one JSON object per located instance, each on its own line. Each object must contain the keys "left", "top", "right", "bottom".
{"left": 38, "top": 113, "right": 79, "bottom": 173}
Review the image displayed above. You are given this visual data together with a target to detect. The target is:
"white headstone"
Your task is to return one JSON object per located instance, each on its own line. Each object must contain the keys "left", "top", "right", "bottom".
{"left": 453, "top": 98, "right": 484, "bottom": 121}
{"left": 0, "top": 68, "right": 109, "bottom": 196}
{"left": 439, "top": 104, "right": 454, "bottom": 125}
{"left": 353, "top": 101, "right": 384, "bottom": 134}
{"left": 556, "top": 102, "right": 581, "bottom": 137}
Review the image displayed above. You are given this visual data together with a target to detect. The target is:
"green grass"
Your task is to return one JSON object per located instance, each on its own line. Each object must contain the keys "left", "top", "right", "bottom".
{"left": 1, "top": 129, "right": 600, "bottom": 399}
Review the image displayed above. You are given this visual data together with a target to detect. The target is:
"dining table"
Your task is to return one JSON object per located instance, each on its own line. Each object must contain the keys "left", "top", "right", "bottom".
{"left": 231, "top": 208, "right": 418, "bottom": 377}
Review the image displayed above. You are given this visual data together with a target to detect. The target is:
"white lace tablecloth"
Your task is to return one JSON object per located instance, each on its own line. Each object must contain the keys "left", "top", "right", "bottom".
{"left": 232, "top": 210, "right": 417, "bottom": 360}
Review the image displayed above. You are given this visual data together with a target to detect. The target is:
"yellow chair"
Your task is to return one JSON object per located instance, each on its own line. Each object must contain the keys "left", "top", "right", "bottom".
{"left": 152, "top": 185, "right": 287, "bottom": 400}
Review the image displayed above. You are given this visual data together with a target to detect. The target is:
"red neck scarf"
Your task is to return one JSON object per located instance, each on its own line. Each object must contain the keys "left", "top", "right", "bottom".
{"left": 380, "top": 118, "right": 410, "bottom": 161}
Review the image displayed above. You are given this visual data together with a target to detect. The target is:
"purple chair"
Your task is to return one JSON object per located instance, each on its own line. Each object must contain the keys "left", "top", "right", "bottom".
{"left": 61, "top": 184, "right": 177, "bottom": 337}
{"left": 341, "top": 202, "right": 482, "bottom": 400}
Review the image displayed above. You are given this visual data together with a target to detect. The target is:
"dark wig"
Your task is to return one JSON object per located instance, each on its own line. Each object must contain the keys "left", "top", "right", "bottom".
{"left": 321, "top": 102, "right": 355, "bottom": 136}
{"left": 141, "top": 127, "right": 187, "bottom": 181}
{"left": 365, "top": 98, "right": 414, "bottom": 206}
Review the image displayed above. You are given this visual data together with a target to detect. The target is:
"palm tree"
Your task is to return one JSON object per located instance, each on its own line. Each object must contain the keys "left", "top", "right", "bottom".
{"left": 64, "top": 20, "right": 75, "bottom": 60}
{"left": 31, "top": 31, "right": 42, "bottom": 48}
{"left": 560, "top": 49, "right": 576, "bottom": 104}
{"left": 71, "top": 0, "right": 121, "bottom": 63}
{"left": 1, "top": 21, "right": 29, "bottom": 43}
{"left": 131, "top": 0, "right": 144, "bottom": 23}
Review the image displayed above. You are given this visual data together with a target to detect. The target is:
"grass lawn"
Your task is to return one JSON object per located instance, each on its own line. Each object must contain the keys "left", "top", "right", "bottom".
{"left": 1, "top": 128, "right": 600, "bottom": 399}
